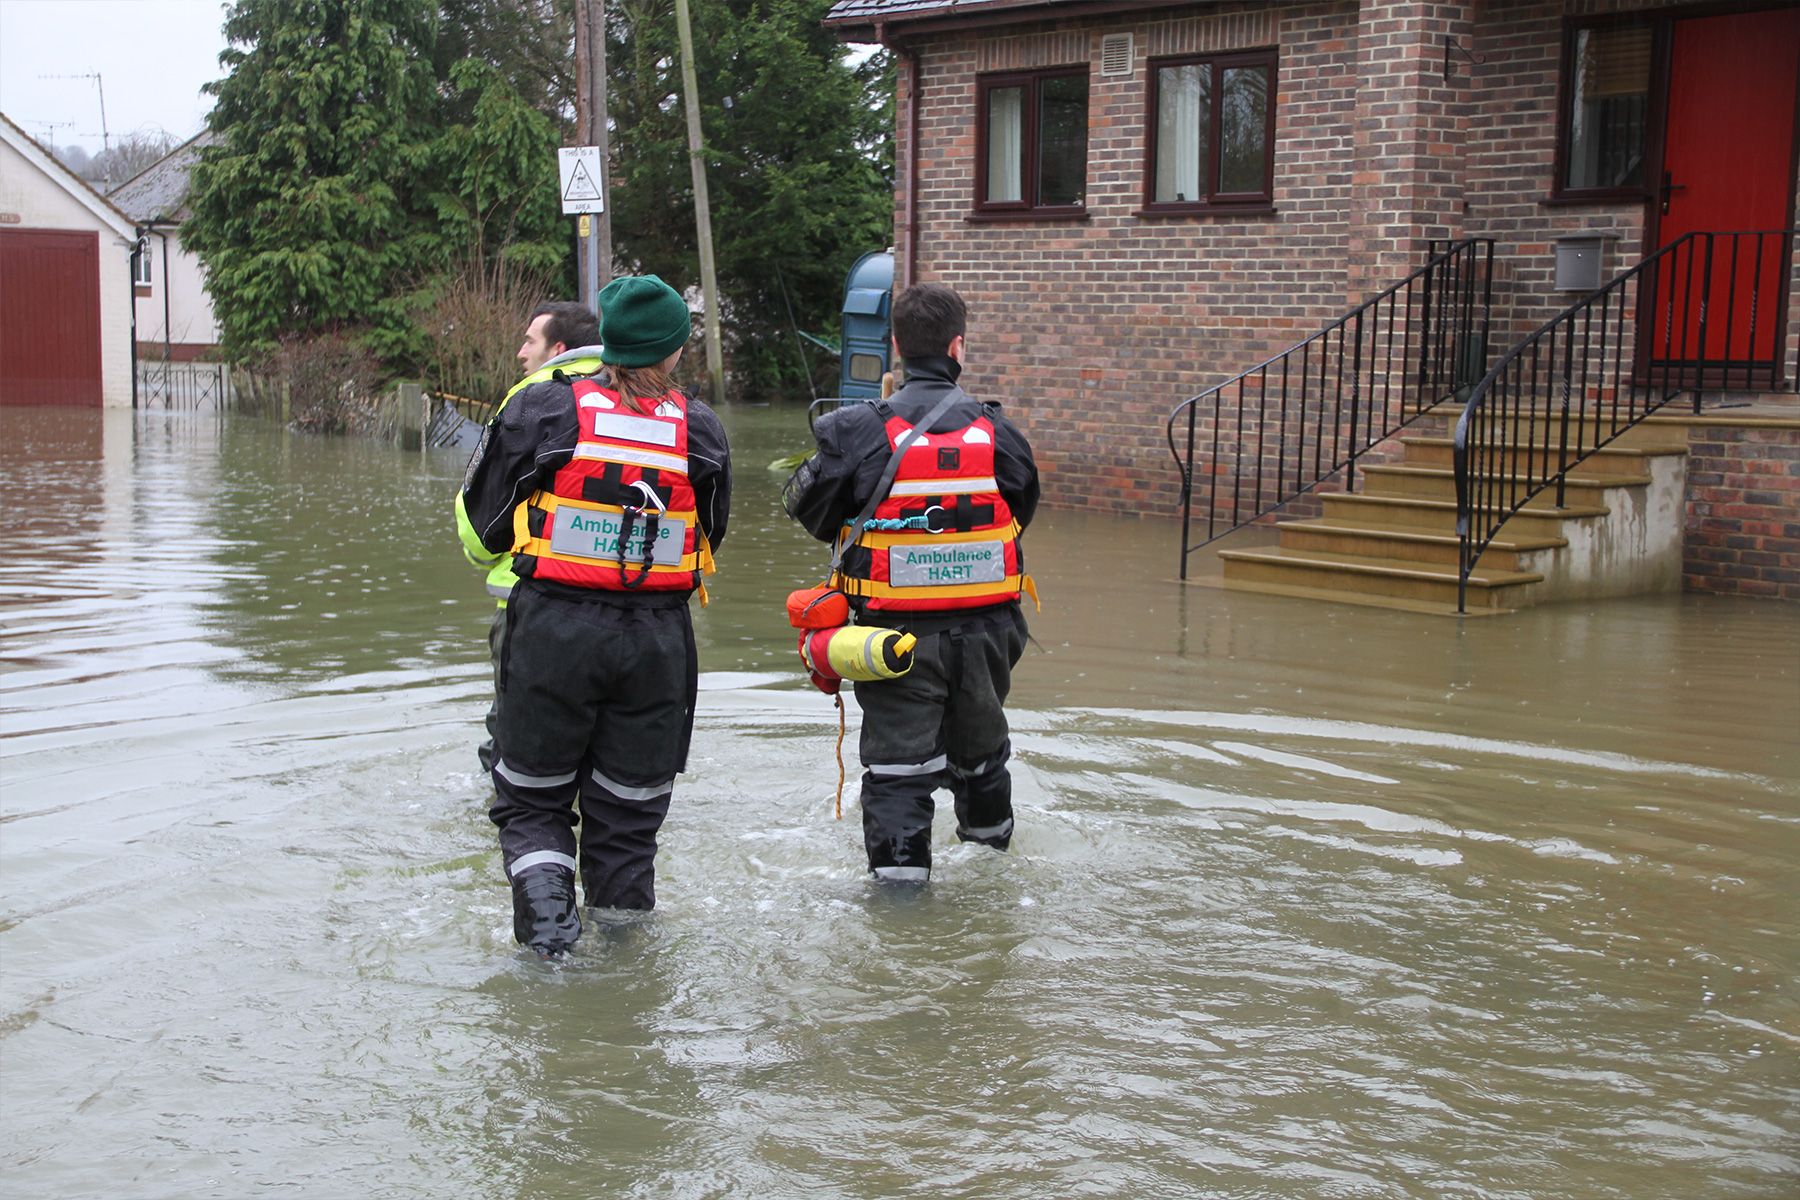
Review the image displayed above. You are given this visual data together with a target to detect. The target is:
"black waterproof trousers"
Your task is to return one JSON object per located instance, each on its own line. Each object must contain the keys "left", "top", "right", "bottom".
{"left": 488, "top": 582, "right": 697, "bottom": 912}
{"left": 477, "top": 601, "right": 505, "bottom": 774}
{"left": 852, "top": 604, "right": 1026, "bottom": 881}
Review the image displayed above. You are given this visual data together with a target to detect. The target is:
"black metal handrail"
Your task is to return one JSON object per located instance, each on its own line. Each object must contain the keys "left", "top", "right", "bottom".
{"left": 1167, "top": 239, "right": 1494, "bottom": 578}
{"left": 1453, "top": 229, "right": 1796, "bottom": 612}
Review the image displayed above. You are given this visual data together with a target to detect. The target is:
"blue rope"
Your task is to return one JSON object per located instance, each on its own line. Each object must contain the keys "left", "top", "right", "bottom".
{"left": 859, "top": 515, "right": 935, "bottom": 531}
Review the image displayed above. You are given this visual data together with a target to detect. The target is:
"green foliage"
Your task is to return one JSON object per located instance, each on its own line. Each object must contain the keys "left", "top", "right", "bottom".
{"left": 187, "top": 0, "right": 893, "bottom": 402}
{"left": 608, "top": 0, "right": 894, "bottom": 399}
{"left": 186, "top": 0, "right": 570, "bottom": 364}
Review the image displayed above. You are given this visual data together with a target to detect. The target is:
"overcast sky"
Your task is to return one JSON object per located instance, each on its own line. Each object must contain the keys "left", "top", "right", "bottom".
{"left": 1, "top": 3, "right": 877, "bottom": 157}
{"left": 0, "top": 0, "right": 231, "bottom": 153}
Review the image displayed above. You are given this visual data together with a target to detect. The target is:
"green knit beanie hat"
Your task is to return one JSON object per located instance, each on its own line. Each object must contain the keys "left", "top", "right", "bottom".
{"left": 599, "top": 275, "right": 691, "bottom": 367}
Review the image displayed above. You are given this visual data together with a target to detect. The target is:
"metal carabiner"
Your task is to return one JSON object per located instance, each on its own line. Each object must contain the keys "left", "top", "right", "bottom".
{"left": 627, "top": 479, "right": 665, "bottom": 514}
{"left": 616, "top": 479, "right": 664, "bottom": 589}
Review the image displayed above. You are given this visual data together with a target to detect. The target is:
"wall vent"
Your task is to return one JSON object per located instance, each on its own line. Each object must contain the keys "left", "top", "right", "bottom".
{"left": 1100, "top": 32, "right": 1133, "bottom": 77}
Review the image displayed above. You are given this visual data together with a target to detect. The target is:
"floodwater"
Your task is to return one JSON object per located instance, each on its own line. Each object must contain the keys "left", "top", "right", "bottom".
{"left": 1, "top": 405, "right": 1795, "bottom": 1200}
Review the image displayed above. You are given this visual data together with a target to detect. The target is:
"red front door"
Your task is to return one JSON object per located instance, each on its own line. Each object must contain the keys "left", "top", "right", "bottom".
{"left": 1652, "top": 7, "right": 1800, "bottom": 375}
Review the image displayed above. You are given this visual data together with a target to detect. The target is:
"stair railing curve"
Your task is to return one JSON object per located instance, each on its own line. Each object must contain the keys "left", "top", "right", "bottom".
{"left": 1166, "top": 238, "right": 1495, "bottom": 579}
{"left": 1452, "top": 229, "right": 1797, "bottom": 612}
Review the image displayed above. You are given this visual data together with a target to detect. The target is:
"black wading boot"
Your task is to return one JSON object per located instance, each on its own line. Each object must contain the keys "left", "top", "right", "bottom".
{"left": 512, "top": 865, "right": 581, "bottom": 957}
{"left": 867, "top": 829, "right": 932, "bottom": 885}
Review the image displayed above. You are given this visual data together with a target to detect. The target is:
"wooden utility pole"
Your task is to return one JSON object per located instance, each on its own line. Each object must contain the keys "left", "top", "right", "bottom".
{"left": 674, "top": 0, "right": 725, "bottom": 404}
{"left": 573, "top": 0, "right": 613, "bottom": 308}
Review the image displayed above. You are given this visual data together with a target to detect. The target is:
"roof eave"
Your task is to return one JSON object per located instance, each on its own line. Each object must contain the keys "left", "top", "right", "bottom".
{"left": 824, "top": 0, "right": 1204, "bottom": 42}
{"left": 0, "top": 111, "right": 137, "bottom": 238}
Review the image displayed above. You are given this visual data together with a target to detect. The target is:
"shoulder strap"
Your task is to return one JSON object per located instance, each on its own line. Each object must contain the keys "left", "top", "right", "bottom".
{"left": 829, "top": 386, "right": 966, "bottom": 573}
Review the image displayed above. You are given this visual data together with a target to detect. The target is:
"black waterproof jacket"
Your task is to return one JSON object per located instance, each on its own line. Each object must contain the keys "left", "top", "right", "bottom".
{"left": 783, "top": 356, "right": 1038, "bottom": 622}
{"left": 784, "top": 356, "right": 1037, "bottom": 539}
{"left": 462, "top": 370, "right": 731, "bottom": 605}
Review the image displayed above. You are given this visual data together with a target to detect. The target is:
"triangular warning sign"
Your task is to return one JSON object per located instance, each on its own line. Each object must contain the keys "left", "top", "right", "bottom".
{"left": 563, "top": 159, "right": 602, "bottom": 202}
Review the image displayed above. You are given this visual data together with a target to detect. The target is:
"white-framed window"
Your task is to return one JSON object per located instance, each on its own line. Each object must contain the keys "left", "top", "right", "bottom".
{"left": 134, "top": 238, "right": 153, "bottom": 286}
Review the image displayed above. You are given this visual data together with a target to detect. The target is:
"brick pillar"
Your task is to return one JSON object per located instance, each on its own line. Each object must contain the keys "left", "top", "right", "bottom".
{"left": 1349, "top": 0, "right": 1474, "bottom": 302}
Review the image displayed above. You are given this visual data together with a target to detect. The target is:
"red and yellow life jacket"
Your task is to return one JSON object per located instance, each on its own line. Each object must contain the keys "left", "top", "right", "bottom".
{"left": 833, "top": 406, "right": 1036, "bottom": 612}
{"left": 511, "top": 378, "right": 714, "bottom": 597}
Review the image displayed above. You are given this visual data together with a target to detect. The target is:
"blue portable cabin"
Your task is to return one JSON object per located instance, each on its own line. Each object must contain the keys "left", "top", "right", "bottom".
{"left": 836, "top": 250, "right": 894, "bottom": 400}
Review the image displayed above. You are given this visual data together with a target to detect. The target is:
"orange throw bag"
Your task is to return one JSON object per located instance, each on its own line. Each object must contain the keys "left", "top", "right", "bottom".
{"left": 786, "top": 586, "right": 849, "bottom": 630}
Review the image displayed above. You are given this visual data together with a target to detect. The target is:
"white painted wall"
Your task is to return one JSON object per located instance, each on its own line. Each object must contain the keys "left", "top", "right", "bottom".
{"left": 136, "top": 226, "right": 220, "bottom": 352}
{"left": 0, "top": 120, "right": 138, "bottom": 407}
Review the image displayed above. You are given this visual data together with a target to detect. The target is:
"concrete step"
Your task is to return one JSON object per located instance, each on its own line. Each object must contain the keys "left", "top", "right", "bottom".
{"left": 1274, "top": 518, "right": 1566, "bottom": 570}
{"left": 1360, "top": 463, "right": 1649, "bottom": 508}
{"left": 1399, "top": 436, "right": 1689, "bottom": 475}
{"left": 1321, "top": 491, "right": 1608, "bottom": 537}
{"left": 1218, "top": 545, "right": 1542, "bottom": 611}
{"left": 1456, "top": 403, "right": 1794, "bottom": 444}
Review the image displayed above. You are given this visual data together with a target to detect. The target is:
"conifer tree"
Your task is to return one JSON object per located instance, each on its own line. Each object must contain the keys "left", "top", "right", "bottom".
{"left": 187, "top": 0, "right": 566, "bottom": 361}
{"left": 188, "top": 0, "right": 891, "bottom": 398}
{"left": 608, "top": 0, "right": 893, "bottom": 398}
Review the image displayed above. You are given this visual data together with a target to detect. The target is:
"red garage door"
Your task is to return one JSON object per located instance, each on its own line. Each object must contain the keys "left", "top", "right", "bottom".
{"left": 0, "top": 228, "right": 103, "bottom": 406}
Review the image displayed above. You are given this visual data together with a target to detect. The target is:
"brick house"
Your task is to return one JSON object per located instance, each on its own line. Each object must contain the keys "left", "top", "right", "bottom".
{"left": 819, "top": 0, "right": 1800, "bottom": 570}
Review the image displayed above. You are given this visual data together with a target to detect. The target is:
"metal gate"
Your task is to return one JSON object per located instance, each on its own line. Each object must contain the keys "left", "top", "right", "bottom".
{"left": 136, "top": 361, "right": 231, "bottom": 411}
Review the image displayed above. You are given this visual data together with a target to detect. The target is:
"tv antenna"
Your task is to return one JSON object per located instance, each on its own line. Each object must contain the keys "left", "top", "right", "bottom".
{"left": 30, "top": 120, "right": 75, "bottom": 156}
{"left": 39, "top": 72, "right": 110, "bottom": 155}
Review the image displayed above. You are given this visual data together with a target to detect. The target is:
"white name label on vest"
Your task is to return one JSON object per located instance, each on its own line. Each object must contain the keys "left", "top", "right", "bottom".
{"left": 888, "top": 541, "right": 1005, "bottom": 587}
{"left": 550, "top": 506, "right": 684, "bottom": 565}
{"left": 593, "top": 411, "right": 678, "bottom": 447}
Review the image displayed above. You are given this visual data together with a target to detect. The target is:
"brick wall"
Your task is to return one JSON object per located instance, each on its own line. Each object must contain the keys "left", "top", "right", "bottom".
{"left": 907, "top": 2, "right": 1364, "bottom": 514}
{"left": 1682, "top": 426, "right": 1800, "bottom": 598}
{"left": 894, "top": 0, "right": 1800, "bottom": 518}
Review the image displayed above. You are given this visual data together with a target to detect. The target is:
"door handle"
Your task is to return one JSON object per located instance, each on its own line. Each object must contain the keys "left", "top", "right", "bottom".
{"left": 1660, "top": 170, "right": 1686, "bottom": 216}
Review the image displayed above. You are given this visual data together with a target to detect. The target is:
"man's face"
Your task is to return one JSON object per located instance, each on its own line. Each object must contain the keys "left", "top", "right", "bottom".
{"left": 517, "top": 314, "right": 563, "bottom": 376}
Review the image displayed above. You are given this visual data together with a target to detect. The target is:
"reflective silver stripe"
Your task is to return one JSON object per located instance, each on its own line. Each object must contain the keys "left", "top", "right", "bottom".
{"left": 486, "top": 581, "right": 514, "bottom": 598}
{"left": 867, "top": 754, "right": 947, "bottom": 778}
{"left": 590, "top": 767, "right": 673, "bottom": 802}
{"left": 889, "top": 477, "right": 999, "bottom": 496}
{"left": 591, "top": 410, "right": 678, "bottom": 447}
{"left": 959, "top": 818, "right": 1014, "bottom": 840}
{"left": 872, "top": 866, "right": 930, "bottom": 882}
{"left": 495, "top": 760, "right": 578, "bottom": 789}
{"left": 510, "top": 850, "right": 577, "bottom": 877}
{"left": 572, "top": 443, "right": 688, "bottom": 473}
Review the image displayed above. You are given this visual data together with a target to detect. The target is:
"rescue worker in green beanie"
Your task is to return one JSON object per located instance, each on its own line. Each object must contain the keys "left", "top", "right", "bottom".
{"left": 784, "top": 283, "right": 1039, "bottom": 884}
{"left": 462, "top": 275, "right": 731, "bottom": 957}
{"left": 454, "top": 301, "right": 604, "bottom": 774}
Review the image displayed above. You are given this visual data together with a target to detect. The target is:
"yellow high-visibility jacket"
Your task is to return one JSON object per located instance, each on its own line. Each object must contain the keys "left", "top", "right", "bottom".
{"left": 453, "top": 350, "right": 606, "bottom": 606}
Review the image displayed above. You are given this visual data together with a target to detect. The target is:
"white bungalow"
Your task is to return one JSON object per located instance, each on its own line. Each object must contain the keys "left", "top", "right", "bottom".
{"left": 109, "top": 131, "right": 221, "bottom": 363}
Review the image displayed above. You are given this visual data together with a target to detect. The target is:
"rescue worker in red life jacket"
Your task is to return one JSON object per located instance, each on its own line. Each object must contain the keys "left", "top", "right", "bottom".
{"left": 460, "top": 275, "right": 731, "bottom": 956}
{"left": 783, "top": 283, "right": 1039, "bottom": 884}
